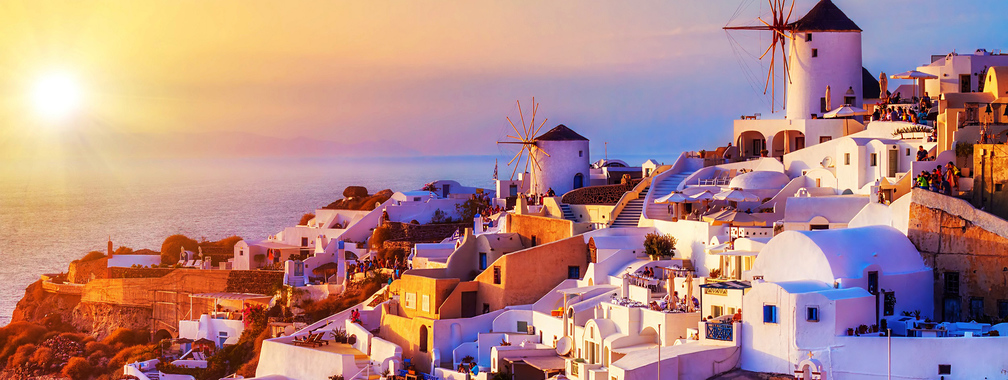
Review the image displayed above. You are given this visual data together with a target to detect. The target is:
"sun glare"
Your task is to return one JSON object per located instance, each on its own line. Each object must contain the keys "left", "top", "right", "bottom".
{"left": 30, "top": 72, "right": 82, "bottom": 123}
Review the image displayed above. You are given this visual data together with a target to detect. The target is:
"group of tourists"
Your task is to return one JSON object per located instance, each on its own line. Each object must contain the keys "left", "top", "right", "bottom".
{"left": 345, "top": 256, "right": 411, "bottom": 282}
{"left": 915, "top": 161, "right": 960, "bottom": 195}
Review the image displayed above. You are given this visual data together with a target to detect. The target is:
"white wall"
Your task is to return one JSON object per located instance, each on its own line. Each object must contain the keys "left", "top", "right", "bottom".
{"left": 787, "top": 31, "right": 862, "bottom": 120}
{"left": 255, "top": 336, "right": 361, "bottom": 379}
{"left": 533, "top": 139, "right": 590, "bottom": 196}
{"left": 107, "top": 255, "right": 161, "bottom": 268}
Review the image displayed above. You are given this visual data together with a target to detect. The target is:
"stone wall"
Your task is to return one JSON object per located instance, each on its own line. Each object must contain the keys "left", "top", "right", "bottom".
{"left": 971, "top": 144, "right": 1008, "bottom": 220}
{"left": 68, "top": 257, "right": 109, "bottom": 284}
{"left": 72, "top": 302, "right": 153, "bottom": 340}
{"left": 383, "top": 221, "right": 470, "bottom": 244}
{"left": 561, "top": 183, "right": 632, "bottom": 205}
{"left": 906, "top": 189, "right": 1008, "bottom": 322}
{"left": 107, "top": 267, "right": 174, "bottom": 279}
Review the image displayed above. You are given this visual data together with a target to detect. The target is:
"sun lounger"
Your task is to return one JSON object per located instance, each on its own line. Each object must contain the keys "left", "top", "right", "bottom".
{"left": 292, "top": 333, "right": 319, "bottom": 346}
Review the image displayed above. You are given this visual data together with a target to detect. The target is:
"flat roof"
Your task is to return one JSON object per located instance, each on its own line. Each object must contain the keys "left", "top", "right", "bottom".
{"left": 556, "top": 284, "right": 618, "bottom": 295}
{"left": 510, "top": 356, "right": 567, "bottom": 372}
{"left": 190, "top": 292, "right": 273, "bottom": 301}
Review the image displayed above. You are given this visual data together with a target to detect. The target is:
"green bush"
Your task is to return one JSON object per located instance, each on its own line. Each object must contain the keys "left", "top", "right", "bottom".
{"left": 80, "top": 251, "right": 106, "bottom": 262}
{"left": 160, "top": 234, "right": 199, "bottom": 264}
{"left": 643, "top": 232, "right": 677, "bottom": 259}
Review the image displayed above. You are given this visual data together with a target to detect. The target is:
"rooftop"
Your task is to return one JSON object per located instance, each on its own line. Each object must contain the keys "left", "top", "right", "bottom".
{"left": 535, "top": 124, "right": 588, "bottom": 141}
{"left": 788, "top": 0, "right": 861, "bottom": 32}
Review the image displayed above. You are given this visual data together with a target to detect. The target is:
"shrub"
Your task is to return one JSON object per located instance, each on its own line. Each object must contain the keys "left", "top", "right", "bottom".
{"left": 160, "top": 234, "right": 199, "bottom": 265}
{"left": 343, "top": 186, "right": 369, "bottom": 199}
{"left": 456, "top": 197, "right": 489, "bottom": 222}
{"left": 102, "top": 328, "right": 149, "bottom": 350}
{"left": 81, "top": 251, "right": 106, "bottom": 262}
{"left": 299, "top": 213, "right": 316, "bottom": 226}
{"left": 709, "top": 268, "right": 722, "bottom": 279}
{"left": 371, "top": 226, "right": 392, "bottom": 250}
{"left": 431, "top": 208, "right": 452, "bottom": 224}
{"left": 62, "top": 357, "right": 95, "bottom": 380}
{"left": 643, "top": 232, "right": 677, "bottom": 259}
{"left": 113, "top": 246, "right": 134, "bottom": 256}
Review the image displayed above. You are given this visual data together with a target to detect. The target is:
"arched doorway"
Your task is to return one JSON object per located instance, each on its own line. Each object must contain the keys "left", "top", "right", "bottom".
{"left": 772, "top": 130, "right": 805, "bottom": 157}
{"left": 419, "top": 325, "right": 429, "bottom": 353}
{"left": 737, "top": 131, "right": 767, "bottom": 159}
{"left": 153, "top": 329, "right": 173, "bottom": 343}
{"left": 573, "top": 173, "right": 584, "bottom": 189}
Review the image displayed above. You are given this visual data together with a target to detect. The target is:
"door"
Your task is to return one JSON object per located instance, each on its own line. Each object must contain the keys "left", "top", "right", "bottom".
{"left": 752, "top": 139, "right": 765, "bottom": 156}
{"left": 461, "top": 291, "right": 477, "bottom": 318}
{"left": 509, "top": 184, "right": 518, "bottom": 197}
{"left": 944, "top": 297, "right": 961, "bottom": 322}
{"left": 888, "top": 149, "right": 898, "bottom": 177}
{"left": 795, "top": 136, "right": 805, "bottom": 150}
{"left": 442, "top": 184, "right": 450, "bottom": 198}
{"left": 573, "top": 173, "right": 584, "bottom": 189}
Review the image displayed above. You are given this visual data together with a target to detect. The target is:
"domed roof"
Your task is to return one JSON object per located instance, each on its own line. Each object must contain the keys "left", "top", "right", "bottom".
{"left": 727, "top": 170, "right": 790, "bottom": 190}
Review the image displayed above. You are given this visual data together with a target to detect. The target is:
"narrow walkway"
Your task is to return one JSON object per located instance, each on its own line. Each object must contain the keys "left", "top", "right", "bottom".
{"left": 611, "top": 185, "right": 649, "bottom": 227}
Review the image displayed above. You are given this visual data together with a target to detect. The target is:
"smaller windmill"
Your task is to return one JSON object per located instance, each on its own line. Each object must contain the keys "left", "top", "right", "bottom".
{"left": 724, "top": 0, "right": 797, "bottom": 112}
{"left": 497, "top": 98, "right": 550, "bottom": 181}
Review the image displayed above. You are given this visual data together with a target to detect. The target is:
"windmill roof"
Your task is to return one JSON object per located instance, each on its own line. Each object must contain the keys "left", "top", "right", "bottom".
{"left": 536, "top": 125, "right": 588, "bottom": 141}
{"left": 789, "top": 0, "right": 861, "bottom": 32}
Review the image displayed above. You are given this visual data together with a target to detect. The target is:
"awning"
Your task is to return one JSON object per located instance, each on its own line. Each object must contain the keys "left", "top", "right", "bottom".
{"left": 190, "top": 292, "right": 273, "bottom": 302}
{"left": 255, "top": 241, "right": 301, "bottom": 250}
{"left": 556, "top": 284, "right": 617, "bottom": 295}
{"left": 521, "top": 356, "right": 568, "bottom": 372}
{"left": 710, "top": 250, "right": 759, "bottom": 257}
{"left": 699, "top": 280, "right": 751, "bottom": 290}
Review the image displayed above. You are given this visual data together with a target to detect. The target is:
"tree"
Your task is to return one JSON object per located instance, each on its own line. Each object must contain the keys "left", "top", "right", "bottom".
{"left": 643, "top": 232, "right": 677, "bottom": 260}
{"left": 431, "top": 208, "right": 452, "bottom": 224}
{"left": 456, "top": 197, "right": 488, "bottom": 222}
{"left": 299, "top": 213, "right": 315, "bottom": 226}
{"left": 161, "top": 234, "right": 199, "bottom": 265}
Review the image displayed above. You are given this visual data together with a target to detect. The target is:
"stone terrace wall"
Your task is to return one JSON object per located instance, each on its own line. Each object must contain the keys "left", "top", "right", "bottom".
{"left": 906, "top": 189, "right": 1008, "bottom": 322}
{"left": 107, "top": 267, "right": 173, "bottom": 279}
{"left": 383, "top": 221, "right": 470, "bottom": 244}
{"left": 561, "top": 183, "right": 633, "bottom": 205}
{"left": 226, "top": 270, "right": 284, "bottom": 295}
{"left": 68, "top": 258, "right": 109, "bottom": 284}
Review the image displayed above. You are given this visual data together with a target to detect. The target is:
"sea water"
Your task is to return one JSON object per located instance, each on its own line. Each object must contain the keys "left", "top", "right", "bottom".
{"left": 0, "top": 156, "right": 497, "bottom": 326}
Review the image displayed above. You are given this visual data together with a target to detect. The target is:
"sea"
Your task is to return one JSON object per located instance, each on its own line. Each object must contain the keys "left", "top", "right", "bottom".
{"left": 0, "top": 153, "right": 675, "bottom": 326}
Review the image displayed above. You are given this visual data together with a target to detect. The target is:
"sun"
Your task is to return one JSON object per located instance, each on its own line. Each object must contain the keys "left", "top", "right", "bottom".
{"left": 30, "top": 72, "right": 83, "bottom": 123}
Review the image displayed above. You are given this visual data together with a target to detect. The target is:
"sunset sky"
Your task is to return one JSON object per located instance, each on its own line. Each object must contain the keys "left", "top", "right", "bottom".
{"left": 1, "top": 0, "right": 1007, "bottom": 159}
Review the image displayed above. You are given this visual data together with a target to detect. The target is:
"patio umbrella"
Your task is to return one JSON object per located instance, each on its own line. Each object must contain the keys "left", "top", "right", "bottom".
{"left": 825, "top": 85, "right": 832, "bottom": 112}
{"left": 825, "top": 105, "right": 872, "bottom": 135}
{"left": 713, "top": 189, "right": 761, "bottom": 202}
{"left": 879, "top": 71, "right": 888, "bottom": 99}
{"left": 688, "top": 190, "right": 715, "bottom": 201}
{"left": 312, "top": 262, "right": 339, "bottom": 276}
{"left": 891, "top": 70, "right": 938, "bottom": 98}
{"left": 655, "top": 192, "right": 688, "bottom": 203}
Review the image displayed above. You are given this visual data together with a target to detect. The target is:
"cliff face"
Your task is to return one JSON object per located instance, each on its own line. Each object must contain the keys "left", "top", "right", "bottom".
{"left": 72, "top": 302, "right": 151, "bottom": 340}
{"left": 10, "top": 280, "right": 81, "bottom": 325}
{"left": 11, "top": 280, "right": 150, "bottom": 340}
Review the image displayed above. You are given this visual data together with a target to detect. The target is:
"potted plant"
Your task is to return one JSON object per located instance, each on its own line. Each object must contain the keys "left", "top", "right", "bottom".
{"left": 644, "top": 232, "right": 677, "bottom": 261}
{"left": 846, "top": 327, "right": 854, "bottom": 336}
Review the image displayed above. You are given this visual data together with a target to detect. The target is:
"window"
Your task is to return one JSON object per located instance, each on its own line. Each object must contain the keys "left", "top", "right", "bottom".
{"left": 301, "top": 237, "right": 309, "bottom": 247}
{"left": 820, "top": 97, "right": 827, "bottom": 113}
{"left": 810, "top": 224, "right": 829, "bottom": 230}
{"left": 579, "top": 150, "right": 583, "bottom": 157}
{"left": 884, "top": 291, "right": 896, "bottom": 316}
{"left": 568, "top": 266, "right": 580, "bottom": 280}
{"left": 868, "top": 271, "right": 879, "bottom": 294}
{"left": 479, "top": 253, "right": 487, "bottom": 270}
{"left": 844, "top": 95, "right": 855, "bottom": 105}
{"left": 805, "top": 33, "right": 812, "bottom": 42}
{"left": 844, "top": 153, "right": 850, "bottom": 165}
{"left": 819, "top": 136, "right": 831, "bottom": 143}
{"left": 938, "top": 364, "right": 951, "bottom": 375}
{"left": 531, "top": 235, "right": 538, "bottom": 246}
{"left": 998, "top": 300, "right": 1008, "bottom": 319}
{"left": 239, "top": 249, "right": 244, "bottom": 256}
{"left": 944, "top": 272, "right": 959, "bottom": 294}
{"left": 870, "top": 153, "right": 878, "bottom": 166}
{"left": 960, "top": 74, "right": 971, "bottom": 93}
{"left": 517, "top": 321, "right": 528, "bottom": 333}
{"left": 811, "top": 48, "right": 818, "bottom": 58}
{"left": 712, "top": 305, "right": 723, "bottom": 318}
{"left": 997, "top": 183, "right": 1004, "bottom": 192}
{"left": 763, "top": 305, "right": 778, "bottom": 323}
{"left": 970, "top": 297, "right": 984, "bottom": 320}
{"left": 493, "top": 266, "right": 501, "bottom": 284}
{"left": 906, "top": 148, "right": 911, "bottom": 156}
{"left": 807, "top": 307, "right": 819, "bottom": 322}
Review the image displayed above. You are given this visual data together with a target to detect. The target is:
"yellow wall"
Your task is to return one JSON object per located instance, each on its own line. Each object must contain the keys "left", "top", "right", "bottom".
{"left": 474, "top": 235, "right": 589, "bottom": 313}
{"left": 389, "top": 274, "right": 460, "bottom": 320}
{"left": 380, "top": 313, "right": 434, "bottom": 373}
{"left": 506, "top": 213, "right": 574, "bottom": 246}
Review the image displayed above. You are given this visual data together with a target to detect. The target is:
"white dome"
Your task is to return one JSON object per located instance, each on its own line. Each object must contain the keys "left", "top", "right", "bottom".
{"left": 728, "top": 170, "right": 790, "bottom": 190}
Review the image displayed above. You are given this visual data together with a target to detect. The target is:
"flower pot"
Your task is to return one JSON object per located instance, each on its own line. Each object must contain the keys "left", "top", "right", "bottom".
{"left": 846, "top": 328, "right": 854, "bottom": 336}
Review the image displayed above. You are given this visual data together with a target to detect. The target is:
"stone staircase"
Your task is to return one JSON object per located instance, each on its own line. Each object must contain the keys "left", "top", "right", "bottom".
{"left": 645, "top": 170, "right": 698, "bottom": 221}
{"left": 611, "top": 185, "right": 649, "bottom": 228}
{"left": 350, "top": 354, "right": 381, "bottom": 380}
{"left": 559, "top": 204, "right": 577, "bottom": 221}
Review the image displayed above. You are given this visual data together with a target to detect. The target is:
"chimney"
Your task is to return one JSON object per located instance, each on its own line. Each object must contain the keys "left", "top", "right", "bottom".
{"left": 107, "top": 236, "right": 113, "bottom": 258}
